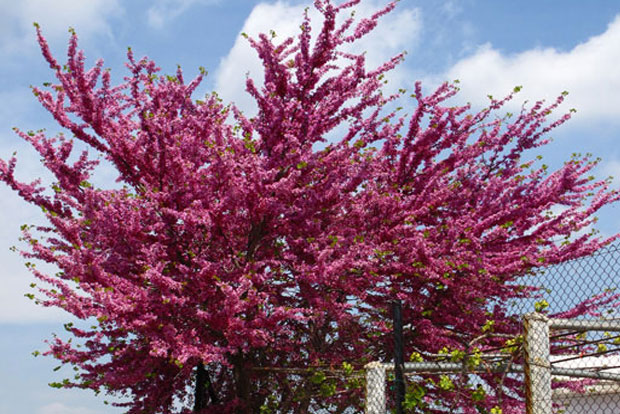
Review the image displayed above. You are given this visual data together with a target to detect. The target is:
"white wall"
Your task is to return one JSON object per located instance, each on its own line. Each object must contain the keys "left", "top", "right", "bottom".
{"left": 555, "top": 392, "right": 620, "bottom": 414}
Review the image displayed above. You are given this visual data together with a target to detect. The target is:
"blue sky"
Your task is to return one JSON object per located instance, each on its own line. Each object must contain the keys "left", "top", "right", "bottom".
{"left": 1, "top": 1, "right": 620, "bottom": 413}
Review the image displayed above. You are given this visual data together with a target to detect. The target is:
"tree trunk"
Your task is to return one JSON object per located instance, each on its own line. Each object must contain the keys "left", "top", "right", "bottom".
{"left": 193, "top": 362, "right": 218, "bottom": 413}
{"left": 231, "top": 353, "right": 251, "bottom": 414}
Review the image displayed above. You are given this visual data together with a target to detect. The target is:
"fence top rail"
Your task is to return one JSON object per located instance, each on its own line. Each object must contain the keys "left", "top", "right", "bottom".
{"left": 365, "top": 361, "right": 620, "bottom": 382}
{"left": 549, "top": 318, "right": 620, "bottom": 332}
{"left": 523, "top": 313, "right": 620, "bottom": 331}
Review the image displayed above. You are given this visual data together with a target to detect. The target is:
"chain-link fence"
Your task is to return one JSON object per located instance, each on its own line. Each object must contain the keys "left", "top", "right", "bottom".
{"left": 529, "top": 316, "right": 620, "bottom": 414}
{"left": 364, "top": 318, "right": 620, "bottom": 413}
{"left": 238, "top": 365, "right": 365, "bottom": 413}
{"left": 364, "top": 360, "right": 527, "bottom": 413}
{"left": 523, "top": 242, "right": 620, "bottom": 414}
{"left": 362, "top": 241, "right": 620, "bottom": 414}
{"left": 239, "top": 243, "right": 620, "bottom": 413}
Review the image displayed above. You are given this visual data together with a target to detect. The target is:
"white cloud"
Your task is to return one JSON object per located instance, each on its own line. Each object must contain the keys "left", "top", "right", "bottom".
{"left": 0, "top": 89, "right": 38, "bottom": 126}
{"left": 0, "top": 0, "right": 123, "bottom": 54}
{"left": 214, "top": 1, "right": 421, "bottom": 115}
{"left": 0, "top": 132, "right": 69, "bottom": 323}
{"left": 602, "top": 159, "right": 620, "bottom": 187}
{"left": 436, "top": 15, "right": 620, "bottom": 124}
{"left": 147, "top": 0, "right": 221, "bottom": 29}
{"left": 0, "top": 143, "right": 125, "bottom": 325}
{"left": 0, "top": 184, "right": 69, "bottom": 324}
{"left": 440, "top": 0, "right": 463, "bottom": 20}
{"left": 0, "top": 274, "right": 69, "bottom": 324}
{"left": 37, "top": 402, "right": 102, "bottom": 414}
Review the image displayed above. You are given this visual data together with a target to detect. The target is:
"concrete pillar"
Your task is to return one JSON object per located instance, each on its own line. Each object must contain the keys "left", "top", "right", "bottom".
{"left": 524, "top": 312, "right": 552, "bottom": 414}
{"left": 365, "top": 361, "right": 386, "bottom": 414}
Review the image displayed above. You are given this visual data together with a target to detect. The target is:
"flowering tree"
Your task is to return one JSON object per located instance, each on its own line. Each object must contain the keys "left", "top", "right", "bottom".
{"left": 2, "top": 1, "right": 618, "bottom": 413}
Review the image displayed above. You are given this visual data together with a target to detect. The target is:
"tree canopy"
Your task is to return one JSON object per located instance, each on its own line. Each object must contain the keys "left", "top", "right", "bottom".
{"left": 2, "top": 1, "right": 619, "bottom": 413}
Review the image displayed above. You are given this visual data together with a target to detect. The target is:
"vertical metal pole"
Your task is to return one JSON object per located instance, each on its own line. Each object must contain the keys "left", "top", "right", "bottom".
{"left": 365, "top": 362, "right": 386, "bottom": 414}
{"left": 194, "top": 362, "right": 207, "bottom": 412}
{"left": 393, "top": 300, "right": 405, "bottom": 414}
{"left": 524, "top": 312, "right": 552, "bottom": 414}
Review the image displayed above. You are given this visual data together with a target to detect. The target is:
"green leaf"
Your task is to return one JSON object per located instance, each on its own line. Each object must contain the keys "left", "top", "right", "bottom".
{"left": 438, "top": 375, "right": 454, "bottom": 391}
{"left": 534, "top": 299, "right": 549, "bottom": 312}
{"left": 472, "top": 385, "right": 486, "bottom": 402}
{"left": 341, "top": 361, "right": 354, "bottom": 376}
{"left": 309, "top": 371, "right": 326, "bottom": 385}
{"left": 482, "top": 319, "right": 495, "bottom": 333}
{"left": 410, "top": 351, "right": 423, "bottom": 362}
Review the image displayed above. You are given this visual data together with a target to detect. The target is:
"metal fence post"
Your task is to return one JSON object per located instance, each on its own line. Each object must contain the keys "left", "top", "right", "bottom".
{"left": 392, "top": 300, "right": 405, "bottom": 414}
{"left": 365, "top": 361, "right": 386, "bottom": 414}
{"left": 524, "top": 312, "right": 552, "bottom": 414}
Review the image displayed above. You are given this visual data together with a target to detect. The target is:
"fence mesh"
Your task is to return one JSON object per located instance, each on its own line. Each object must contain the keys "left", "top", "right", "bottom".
{"left": 243, "top": 243, "right": 620, "bottom": 413}
{"left": 243, "top": 365, "right": 365, "bottom": 413}
{"left": 361, "top": 241, "right": 620, "bottom": 414}
{"left": 526, "top": 242, "right": 620, "bottom": 414}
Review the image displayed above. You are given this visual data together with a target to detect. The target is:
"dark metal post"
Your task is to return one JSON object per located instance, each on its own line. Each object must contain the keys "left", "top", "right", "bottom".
{"left": 194, "top": 362, "right": 207, "bottom": 412}
{"left": 392, "top": 300, "right": 405, "bottom": 414}
{"left": 194, "top": 362, "right": 218, "bottom": 412}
